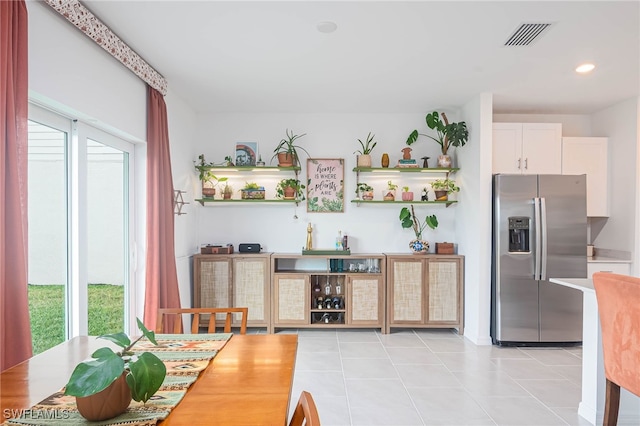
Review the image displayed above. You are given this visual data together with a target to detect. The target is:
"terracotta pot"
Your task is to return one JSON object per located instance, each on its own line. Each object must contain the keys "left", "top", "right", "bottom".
{"left": 409, "top": 239, "right": 429, "bottom": 254}
{"left": 76, "top": 373, "right": 132, "bottom": 421}
{"left": 223, "top": 192, "right": 232, "bottom": 200}
{"left": 434, "top": 190, "right": 448, "bottom": 201}
{"left": 402, "top": 192, "right": 414, "bottom": 201}
{"left": 283, "top": 186, "right": 296, "bottom": 199}
{"left": 202, "top": 186, "right": 215, "bottom": 199}
{"left": 277, "top": 152, "right": 295, "bottom": 167}
{"left": 357, "top": 154, "right": 372, "bottom": 168}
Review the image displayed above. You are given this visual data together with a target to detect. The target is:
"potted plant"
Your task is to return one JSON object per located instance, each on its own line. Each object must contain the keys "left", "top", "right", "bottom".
{"left": 402, "top": 186, "right": 414, "bottom": 202}
{"left": 399, "top": 205, "right": 438, "bottom": 254}
{"left": 276, "top": 178, "right": 306, "bottom": 201}
{"left": 355, "top": 182, "right": 374, "bottom": 201}
{"left": 383, "top": 180, "right": 397, "bottom": 201}
{"left": 406, "top": 111, "right": 469, "bottom": 168}
{"left": 222, "top": 182, "right": 233, "bottom": 200}
{"left": 431, "top": 178, "right": 460, "bottom": 201}
{"left": 194, "top": 154, "right": 228, "bottom": 198}
{"left": 64, "top": 318, "right": 166, "bottom": 421}
{"left": 354, "top": 132, "right": 377, "bottom": 168}
{"left": 271, "top": 129, "right": 310, "bottom": 167}
{"left": 240, "top": 182, "right": 265, "bottom": 199}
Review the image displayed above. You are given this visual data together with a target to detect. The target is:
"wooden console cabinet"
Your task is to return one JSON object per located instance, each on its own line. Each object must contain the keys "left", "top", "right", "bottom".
{"left": 193, "top": 253, "right": 270, "bottom": 331}
{"left": 271, "top": 254, "right": 386, "bottom": 333}
{"left": 385, "top": 254, "right": 464, "bottom": 334}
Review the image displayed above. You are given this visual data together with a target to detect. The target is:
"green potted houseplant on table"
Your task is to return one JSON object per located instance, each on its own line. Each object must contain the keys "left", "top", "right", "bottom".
{"left": 64, "top": 318, "right": 166, "bottom": 421}
{"left": 431, "top": 178, "right": 460, "bottom": 201}
{"left": 276, "top": 178, "right": 306, "bottom": 201}
{"left": 354, "top": 132, "right": 377, "bottom": 168}
{"left": 194, "top": 154, "right": 228, "bottom": 198}
{"left": 406, "top": 111, "right": 469, "bottom": 168}
{"left": 399, "top": 205, "right": 438, "bottom": 254}
{"left": 271, "top": 129, "right": 310, "bottom": 167}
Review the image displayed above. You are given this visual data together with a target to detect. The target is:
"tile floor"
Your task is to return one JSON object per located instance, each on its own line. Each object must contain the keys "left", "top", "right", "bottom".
{"left": 269, "top": 328, "right": 591, "bottom": 426}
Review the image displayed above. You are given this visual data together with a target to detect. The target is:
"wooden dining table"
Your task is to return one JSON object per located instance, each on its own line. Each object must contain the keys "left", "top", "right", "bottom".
{"left": 0, "top": 334, "right": 298, "bottom": 425}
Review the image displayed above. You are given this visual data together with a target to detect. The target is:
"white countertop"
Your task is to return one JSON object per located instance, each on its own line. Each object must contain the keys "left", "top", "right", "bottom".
{"left": 587, "top": 256, "right": 631, "bottom": 263}
{"left": 549, "top": 278, "right": 594, "bottom": 293}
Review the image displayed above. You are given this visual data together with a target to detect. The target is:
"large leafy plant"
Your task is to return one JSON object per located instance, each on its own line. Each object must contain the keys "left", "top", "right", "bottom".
{"left": 399, "top": 205, "right": 438, "bottom": 240}
{"left": 64, "top": 318, "right": 166, "bottom": 403}
{"left": 271, "top": 129, "right": 310, "bottom": 166}
{"left": 406, "top": 111, "right": 468, "bottom": 155}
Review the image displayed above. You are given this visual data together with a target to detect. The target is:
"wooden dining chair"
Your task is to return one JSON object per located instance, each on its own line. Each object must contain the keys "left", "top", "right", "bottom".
{"left": 289, "top": 390, "right": 320, "bottom": 426}
{"left": 156, "top": 307, "right": 248, "bottom": 335}
{"left": 593, "top": 272, "right": 640, "bottom": 426}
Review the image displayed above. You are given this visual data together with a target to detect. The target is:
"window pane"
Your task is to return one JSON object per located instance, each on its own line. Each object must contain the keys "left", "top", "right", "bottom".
{"left": 87, "top": 139, "right": 126, "bottom": 334}
{"left": 27, "top": 120, "right": 67, "bottom": 354}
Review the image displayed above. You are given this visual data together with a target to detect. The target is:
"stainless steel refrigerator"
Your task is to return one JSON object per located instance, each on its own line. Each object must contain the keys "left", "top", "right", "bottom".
{"left": 491, "top": 174, "right": 587, "bottom": 345}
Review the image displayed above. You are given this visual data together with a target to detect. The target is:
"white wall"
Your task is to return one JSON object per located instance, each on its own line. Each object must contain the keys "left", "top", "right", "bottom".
{"left": 193, "top": 113, "right": 464, "bottom": 253}
{"left": 457, "top": 93, "right": 494, "bottom": 345}
{"left": 590, "top": 97, "right": 639, "bottom": 263}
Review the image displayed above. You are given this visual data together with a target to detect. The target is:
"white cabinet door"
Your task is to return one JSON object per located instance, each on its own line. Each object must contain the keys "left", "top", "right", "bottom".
{"left": 587, "top": 262, "right": 630, "bottom": 277}
{"left": 493, "top": 123, "right": 523, "bottom": 174}
{"left": 493, "top": 123, "right": 562, "bottom": 174}
{"left": 521, "top": 123, "right": 562, "bottom": 174}
{"left": 562, "top": 137, "right": 609, "bottom": 217}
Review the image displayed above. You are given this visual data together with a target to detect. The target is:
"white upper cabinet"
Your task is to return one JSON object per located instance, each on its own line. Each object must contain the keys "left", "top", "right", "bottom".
{"left": 493, "top": 123, "right": 562, "bottom": 175}
{"left": 562, "top": 137, "right": 609, "bottom": 217}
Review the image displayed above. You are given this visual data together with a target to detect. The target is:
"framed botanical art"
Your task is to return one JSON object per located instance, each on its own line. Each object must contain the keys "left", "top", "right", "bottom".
{"left": 307, "top": 158, "right": 344, "bottom": 212}
{"left": 235, "top": 142, "right": 258, "bottom": 166}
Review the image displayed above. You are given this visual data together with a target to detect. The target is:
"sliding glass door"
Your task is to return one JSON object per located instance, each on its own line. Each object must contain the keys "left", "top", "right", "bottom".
{"left": 28, "top": 105, "right": 136, "bottom": 353}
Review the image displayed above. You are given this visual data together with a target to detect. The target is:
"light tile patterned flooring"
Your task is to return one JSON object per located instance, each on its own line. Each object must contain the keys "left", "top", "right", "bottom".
{"left": 265, "top": 328, "right": 591, "bottom": 426}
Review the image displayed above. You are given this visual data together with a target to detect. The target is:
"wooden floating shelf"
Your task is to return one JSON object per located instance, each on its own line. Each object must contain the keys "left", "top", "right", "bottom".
{"left": 350, "top": 200, "right": 457, "bottom": 207}
{"left": 352, "top": 167, "right": 459, "bottom": 173}
{"left": 195, "top": 198, "right": 299, "bottom": 206}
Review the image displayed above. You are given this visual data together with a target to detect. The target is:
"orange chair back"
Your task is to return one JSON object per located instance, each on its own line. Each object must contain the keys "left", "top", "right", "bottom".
{"left": 289, "top": 390, "right": 320, "bottom": 426}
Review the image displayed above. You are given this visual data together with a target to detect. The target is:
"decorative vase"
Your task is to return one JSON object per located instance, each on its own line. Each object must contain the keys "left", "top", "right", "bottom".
{"left": 357, "top": 154, "right": 372, "bottom": 168}
{"left": 437, "top": 154, "right": 452, "bottom": 168}
{"left": 402, "top": 192, "right": 414, "bottom": 201}
{"left": 76, "top": 373, "right": 132, "bottom": 421}
{"left": 277, "top": 152, "right": 295, "bottom": 167}
{"left": 434, "top": 190, "right": 448, "bottom": 201}
{"left": 409, "top": 239, "right": 429, "bottom": 254}
{"left": 381, "top": 153, "right": 389, "bottom": 168}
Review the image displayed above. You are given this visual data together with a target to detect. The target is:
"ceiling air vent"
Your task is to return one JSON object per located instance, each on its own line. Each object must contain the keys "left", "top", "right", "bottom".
{"left": 504, "top": 23, "right": 552, "bottom": 46}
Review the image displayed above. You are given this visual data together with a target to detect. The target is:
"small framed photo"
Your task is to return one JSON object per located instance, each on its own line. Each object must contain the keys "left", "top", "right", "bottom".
{"left": 235, "top": 142, "right": 258, "bottom": 166}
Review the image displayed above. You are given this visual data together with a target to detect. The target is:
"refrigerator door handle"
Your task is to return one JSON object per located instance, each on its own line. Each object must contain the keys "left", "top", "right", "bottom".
{"left": 540, "top": 197, "right": 548, "bottom": 280}
{"left": 534, "top": 197, "right": 541, "bottom": 280}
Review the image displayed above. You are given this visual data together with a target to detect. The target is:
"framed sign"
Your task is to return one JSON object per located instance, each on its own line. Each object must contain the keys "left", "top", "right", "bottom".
{"left": 235, "top": 142, "right": 258, "bottom": 166}
{"left": 307, "top": 158, "right": 344, "bottom": 212}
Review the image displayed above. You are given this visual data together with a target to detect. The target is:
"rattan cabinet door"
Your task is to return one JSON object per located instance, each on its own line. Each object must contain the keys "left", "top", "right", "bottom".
{"left": 273, "top": 274, "right": 309, "bottom": 325}
{"left": 193, "top": 255, "right": 233, "bottom": 326}
{"left": 426, "top": 257, "right": 462, "bottom": 325}
{"left": 348, "top": 276, "right": 383, "bottom": 326}
{"left": 233, "top": 256, "right": 269, "bottom": 326}
{"left": 388, "top": 257, "right": 424, "bottom": 324}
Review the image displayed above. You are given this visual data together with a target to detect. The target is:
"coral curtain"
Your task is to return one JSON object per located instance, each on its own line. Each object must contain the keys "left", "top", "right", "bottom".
{"left": 0, "top": 0, "right": 32, "bottom": 371}
{"left": 144, "top": 86, "right": 181, "bottom": 332}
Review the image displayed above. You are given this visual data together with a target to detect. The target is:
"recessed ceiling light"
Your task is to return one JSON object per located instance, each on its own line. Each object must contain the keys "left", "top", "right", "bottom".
{"left": 317, "top": 21, "right": 337, "bottom": 34}
{"left": 576, "top": 63, "right": 595, "bottom": 73}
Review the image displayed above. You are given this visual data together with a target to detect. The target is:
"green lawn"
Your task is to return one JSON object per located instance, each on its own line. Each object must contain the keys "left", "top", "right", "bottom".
{"left": 28, "top": 284, "right": 124, "bottom": 355}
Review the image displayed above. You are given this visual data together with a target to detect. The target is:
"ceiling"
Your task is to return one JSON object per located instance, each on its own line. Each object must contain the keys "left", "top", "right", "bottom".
{"left": 83, "top": 1, "right": 639, "bottom": 115}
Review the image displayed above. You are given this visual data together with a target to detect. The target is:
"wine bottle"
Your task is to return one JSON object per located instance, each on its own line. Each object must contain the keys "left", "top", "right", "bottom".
{"left": 324, "top": 296, "right": 332, "bottom": 309}
{"left": 332, "top": 296, "right": 342, "bottom": 309}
